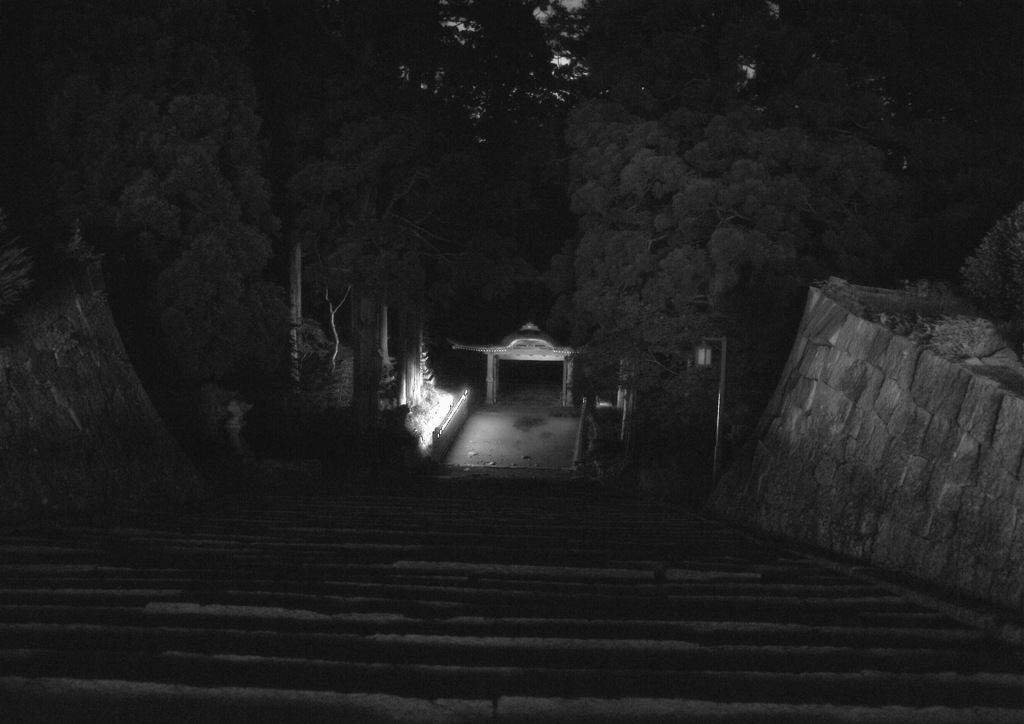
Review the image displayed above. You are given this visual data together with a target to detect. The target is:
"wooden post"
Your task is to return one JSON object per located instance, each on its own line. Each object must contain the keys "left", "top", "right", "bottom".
{"left": 486, "top": 353, "right": 496, "bottom": 404}
{"left": 493, "top": 357, "right": 500, "bottom": 404}
{"left": 560, "top": 357, "right": 568, "bottom": 406}
{"left": 564, "top": 356, "right": 574, "bottom": 406}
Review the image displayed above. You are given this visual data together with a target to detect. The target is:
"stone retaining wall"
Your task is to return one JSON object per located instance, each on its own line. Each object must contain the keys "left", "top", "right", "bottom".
{"left": 0, "top": 265, "right": 203, "bottom": 523}
{"left": 707, "top": 285, "right": 1024, "bottom": 614}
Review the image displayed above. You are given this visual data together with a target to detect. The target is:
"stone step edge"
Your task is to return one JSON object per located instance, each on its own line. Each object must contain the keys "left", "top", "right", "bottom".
{"left": 2, "top": 677, "right": 1022, "bottom": 723}
{"left": 6, "top": 624, "right": 1011, "bottom": 668}
{"left": 711, "top": 527, "right": 1024, "bottom": 650}
{"left": 5, "top": 649, "right": 1023, "bottom": 692}
{"left": 4, "top": 629, "right": 1019, "bottom": 678}
{"left": 601, "top": 482, "right": 1024, "bottom": 651}
{"left": 0, "top": 605, "right": 981, "bottom": 645}
{"left": 0, "top": 589, "right": 924, "bottom": 616}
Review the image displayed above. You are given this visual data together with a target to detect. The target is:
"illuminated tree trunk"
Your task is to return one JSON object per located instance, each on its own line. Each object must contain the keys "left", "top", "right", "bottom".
{"left": 411, "top": 310, "right": 424, "bottom": 407}
{"left": 288, "top": 236, "right": 302, "bottom": 391}
{"left": 397, "top": 307, "right": 423, "bottom": 407}
{"left": 380, "top": 300, "right": 390, "bottom": 372}
{"left": 324, "top": 285, "right": 349, "bottom": 375}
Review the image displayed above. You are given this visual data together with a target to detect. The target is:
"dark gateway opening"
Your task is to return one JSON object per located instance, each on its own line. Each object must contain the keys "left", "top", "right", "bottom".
{"left": 497, "top": 359, "right": 564, "bottom": 405}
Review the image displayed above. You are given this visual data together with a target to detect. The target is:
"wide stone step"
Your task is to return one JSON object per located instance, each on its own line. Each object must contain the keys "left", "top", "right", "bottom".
{"left": 1, "top": 649, "right": 1022, "bottom": 706}
{"left": 0, "top": 605, "right": 988, "bottom": 650}
{"left": 2, "top": 488, "right": 1021, "bottom": 717}
{"left": 0, "top": 586, "right": 932, "bottom": 626}
{"left": 0, "top": 525, "right": 790, "bottom": 553}
{"left": 0, "top": 558, "right": 850, "bottom": 583}
{"left": 0, "top": 511, "right": 780, "bottom": 529}
{"left": 6, "top": 678, "right": 1024, "bottom": 724}
{"left": 0, "top": 544, "right": 775, "bottom": 569}
{"left": 1, "top": 624, "right": 1018, "bottom": 676}
{"left": 0, "top": 558, "right": 904, "bottom": 591}
{"left": 0, "top": 572, "right": 892, "bottom": 601}
{"left": 0, "top": 557, "right": 853, "bottom": 582}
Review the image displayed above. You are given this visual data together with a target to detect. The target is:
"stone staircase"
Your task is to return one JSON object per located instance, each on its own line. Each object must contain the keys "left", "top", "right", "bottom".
{"left": 0, "top": 479, "right": 1022, "bottom": 722}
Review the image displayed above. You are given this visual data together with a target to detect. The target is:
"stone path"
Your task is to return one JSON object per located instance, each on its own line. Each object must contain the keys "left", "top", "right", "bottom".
{"left": 443, "top": 405, "right": 580, "bottom": 472}
{"left": 1, "top": 479, "right": 1022, "bottom": 722}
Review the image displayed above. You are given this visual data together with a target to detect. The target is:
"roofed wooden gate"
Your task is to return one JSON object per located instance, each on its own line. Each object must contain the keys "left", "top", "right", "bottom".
{"left": 450, "top": 323, "right": 576, "bottom": 405}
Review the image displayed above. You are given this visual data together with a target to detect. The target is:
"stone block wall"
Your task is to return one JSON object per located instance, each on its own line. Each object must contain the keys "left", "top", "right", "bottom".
{"left": 0, "top": 265, "right": 203, "bottom": 524}
{"left": 707, "top": 285, "right": 1024, "bottom": 614}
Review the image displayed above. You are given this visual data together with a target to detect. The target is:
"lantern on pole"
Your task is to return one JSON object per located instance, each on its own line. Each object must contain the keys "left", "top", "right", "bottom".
{"left": 694, "top": 343, "right": 714, "bottom": 368}
{"left": 695, "top": 337, "right": 727, "bottom": 481}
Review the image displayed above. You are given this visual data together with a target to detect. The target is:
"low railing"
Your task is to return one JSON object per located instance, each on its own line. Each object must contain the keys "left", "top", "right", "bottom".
{"left": 431, "top": 389, "right": 470, "bottom": 461}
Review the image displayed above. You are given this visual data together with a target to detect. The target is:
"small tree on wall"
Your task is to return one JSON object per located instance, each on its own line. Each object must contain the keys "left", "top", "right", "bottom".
{"left": 0, "top": 210, "right": 32, "bottom": 317}
{"left": 962, "top": 201, "right": 1024, "bottom": 326}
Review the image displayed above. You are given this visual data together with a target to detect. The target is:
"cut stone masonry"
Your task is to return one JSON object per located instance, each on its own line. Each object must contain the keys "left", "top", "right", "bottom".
{"left": 708, "top": 283, "right": 1024, "bottom": 615}
{"left": 0, "top": 265, "right": 202, "bottom": 523}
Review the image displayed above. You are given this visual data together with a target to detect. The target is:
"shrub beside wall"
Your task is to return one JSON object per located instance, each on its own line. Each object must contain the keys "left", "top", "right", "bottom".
{"left": 0, "top": 264, "right": 204, "bottom": 524}
{"left": 707, "top": 284, "right": 1024, "bottom": 615}
{"left": 962, "top": 201, "right": 1024, "bottom": 323}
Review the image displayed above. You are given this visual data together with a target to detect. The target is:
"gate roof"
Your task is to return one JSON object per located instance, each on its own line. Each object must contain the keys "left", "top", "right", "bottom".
{"left": 450, "top": 322, "right": 575, "bottom": 359}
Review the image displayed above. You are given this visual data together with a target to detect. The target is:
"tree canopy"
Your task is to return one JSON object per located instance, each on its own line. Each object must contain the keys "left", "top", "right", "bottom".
{"left": 4, "top": 0, "right": 287, "bottom": 384}
{"left": 548, "top": 0, "right": 1022, "bottom": 437}
{"left": 241, "top": 0, "right": 575, "bottom": 331}
{"left": 0, "top": 0, "right": 1018, "bottom": 446}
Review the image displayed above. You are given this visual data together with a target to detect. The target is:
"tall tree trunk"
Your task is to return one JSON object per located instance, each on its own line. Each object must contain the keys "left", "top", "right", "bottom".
{"left": 326, "top": 289, "right": 347, "bottom": 374}
{"left": 409, "top": 309, "right": 423, "bottom": 406}
{"left": 379, "top": 301, "right": 389, "bottom": 370}
{"left": 288, "top": 236, "right": 302, "bottom": 391}
{"left": 397, "top": 307, "right": 422, "bottom": 407}
{"left": 352, "top": 290, "right": 384, "bottom": 437}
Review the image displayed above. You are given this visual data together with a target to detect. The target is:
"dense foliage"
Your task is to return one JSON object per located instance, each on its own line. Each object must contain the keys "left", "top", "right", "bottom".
{"left": 0, "top": 0, "right": 1018, "bottom": 461}
{"left": 548, "top": 0, "right": 1023, "bottom": 447}
{"left": 244, "top": 0, "right": 575, "bottom": 336}
{"left": 962, "top": 202, "right": 1024, "bottom": 324}
{"left": 3, "top": 0, "right": 288, "bottom": 384}
{"left": 0, "top": 210, "right": 33, "bottom": 317}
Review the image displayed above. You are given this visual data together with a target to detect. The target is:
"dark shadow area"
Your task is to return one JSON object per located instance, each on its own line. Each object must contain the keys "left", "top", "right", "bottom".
{"left": 497, "top": 359, "right": 563, "bottom": 405}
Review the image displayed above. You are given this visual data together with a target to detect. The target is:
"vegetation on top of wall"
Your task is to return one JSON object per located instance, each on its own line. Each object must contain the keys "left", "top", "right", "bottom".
{"left": 962, "top": 201, "right": 1024, "bottom": 323}
{"left": 797, "top": 205, "right": 1024, "bottom": 379}
{"left": 906, "top": 316, "right": 1007, "bottom": 360}
{"left": 815, "top": 277, "right": 1018, "bottom": 363}
{"left": 815, "top": 277, "right": 972, "bottom": 319}
{"left": 53, "top": 220, "right": 102, "bottom": 269}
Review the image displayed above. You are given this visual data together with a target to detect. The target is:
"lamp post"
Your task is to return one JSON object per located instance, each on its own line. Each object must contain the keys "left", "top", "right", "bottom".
{"left": 695, "top": 337, "right": 727, "bottom": 482}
